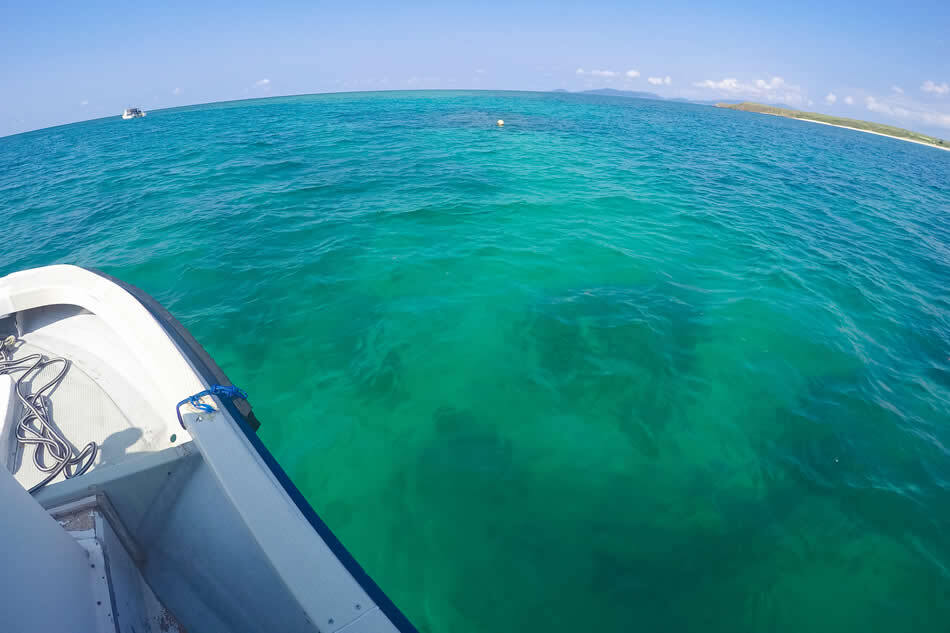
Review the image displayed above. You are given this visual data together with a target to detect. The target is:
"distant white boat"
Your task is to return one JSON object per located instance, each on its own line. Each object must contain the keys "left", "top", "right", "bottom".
{"left": 121, "top": 108, "right": 146, "bottom": 120}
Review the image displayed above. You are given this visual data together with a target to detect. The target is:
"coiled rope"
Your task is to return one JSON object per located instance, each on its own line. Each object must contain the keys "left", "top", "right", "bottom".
{"left": 0, "top": 336, "right": 97, "bottom": 493}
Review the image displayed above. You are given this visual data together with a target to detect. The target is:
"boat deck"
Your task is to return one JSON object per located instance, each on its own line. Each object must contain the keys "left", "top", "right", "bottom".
{"left": 1, "top": 266, "right": 413, "bottom": 633}
{"left": 1, "top": 305, "right": 182, "bottom": 492}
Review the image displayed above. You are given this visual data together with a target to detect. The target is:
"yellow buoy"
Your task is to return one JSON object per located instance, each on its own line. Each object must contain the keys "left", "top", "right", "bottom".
{"left": 497, "top": 119, "right": 504, "bottom": 126}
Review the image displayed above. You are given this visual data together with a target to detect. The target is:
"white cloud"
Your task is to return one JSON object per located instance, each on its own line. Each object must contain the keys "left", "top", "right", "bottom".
{"left": 807, "top": 99, "right": 814, "bottom": 106}
{"left": 647, "top": 75, "right": 672, "bottom": 86}
{"left": 825, "top": 92, "right": 837, "bottom": 104}
{"left": 79, "top": 99, "right": 88, "bottom": 106}
{"left": 695, "top": 78, "right": 738, "bottom": 91}
{"left": 172, "top": 87, "right": 183, "bottom": 95}
{"left": 255, "top": 78, "right": 271, "bottom": 87}
{"left": 844, "top": 95, "right": 854, "bottom": 105}
{"left": 475, "top": 69, "right": 486, "bottom": 74}
{"left": 625, "top": 69, "right": 640, "bottom": 78}
{"left": 694, "top": 75, "right": 804, "bottom": 105}
{"left": 866, "top": 95, "right": 950, "bottom": 129}
{"left": 922, "top": 80, "right": 949, "bottom": 95}
{"left": 891, "top": 85, "right": 904, "bottom": 94}
{"left": 576, "top": 68, "right": 617, "bottom": 77}
{"left": 866, "top": 96, "right": 903, "bottom": 117}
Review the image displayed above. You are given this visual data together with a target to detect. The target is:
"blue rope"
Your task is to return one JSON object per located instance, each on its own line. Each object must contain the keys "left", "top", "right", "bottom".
{"left": 176, "top": 384, "right": 248, "bottom": 429}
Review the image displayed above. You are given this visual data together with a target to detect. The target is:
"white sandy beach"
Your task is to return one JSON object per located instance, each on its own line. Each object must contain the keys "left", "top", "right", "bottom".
{"left": 787, "top": 115, "right": 950, "bottom": 152}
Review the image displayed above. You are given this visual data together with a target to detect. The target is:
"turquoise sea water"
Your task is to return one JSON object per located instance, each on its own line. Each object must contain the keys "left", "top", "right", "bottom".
{"left": 2, "top": 91, "right": 950, "bottom": 632}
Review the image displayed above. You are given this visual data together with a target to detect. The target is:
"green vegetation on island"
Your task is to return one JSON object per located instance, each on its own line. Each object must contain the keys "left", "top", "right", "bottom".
{"left": 717, "top": 102, "right": 948, "bottom": 149}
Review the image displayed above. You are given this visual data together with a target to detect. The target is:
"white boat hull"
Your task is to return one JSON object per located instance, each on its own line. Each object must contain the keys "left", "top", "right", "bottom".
{"left": 0, "top": 265, "right": 416, "bottom": 633}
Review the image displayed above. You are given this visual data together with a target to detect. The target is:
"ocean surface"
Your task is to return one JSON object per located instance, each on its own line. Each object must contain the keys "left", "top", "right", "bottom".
{"left": 2, "top": 91, "right": 950, "bottom": 632}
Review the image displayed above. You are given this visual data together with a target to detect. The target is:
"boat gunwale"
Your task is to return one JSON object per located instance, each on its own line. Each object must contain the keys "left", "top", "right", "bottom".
{"left": 83, "top": 266, "right": 419, "bottom": 633}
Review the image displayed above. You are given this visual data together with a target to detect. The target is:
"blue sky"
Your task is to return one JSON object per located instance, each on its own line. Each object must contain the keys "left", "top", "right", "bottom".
{"left": 2, "top": 0, "right": 949, "bottom": 137}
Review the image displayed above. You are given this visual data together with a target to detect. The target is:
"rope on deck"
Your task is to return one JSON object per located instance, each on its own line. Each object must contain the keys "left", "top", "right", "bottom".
{"left": 0, "top": 336, "right": 97, "bottom": 493}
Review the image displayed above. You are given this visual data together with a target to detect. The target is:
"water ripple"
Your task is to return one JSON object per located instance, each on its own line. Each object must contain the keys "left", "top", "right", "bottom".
{"left": 2, "top": 91, "right": 950, "bottom": 633}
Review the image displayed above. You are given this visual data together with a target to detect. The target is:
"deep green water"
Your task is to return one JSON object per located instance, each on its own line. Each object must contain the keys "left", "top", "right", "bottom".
{"left": 3, "top": 91, "right": 950, "bottom": 632}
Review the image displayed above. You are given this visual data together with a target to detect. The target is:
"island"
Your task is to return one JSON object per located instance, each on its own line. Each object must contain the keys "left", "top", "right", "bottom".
{"left": 716, "top": 102, "right": 948, "bottom": 151}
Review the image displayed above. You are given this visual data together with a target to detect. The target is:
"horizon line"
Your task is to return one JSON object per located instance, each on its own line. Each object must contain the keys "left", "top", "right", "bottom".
{"left": 3, "top": 88, "right": 939, "bottom": 143}
{"left": 1, "top": 88, "right": 698, "bottom": 139}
